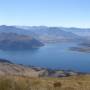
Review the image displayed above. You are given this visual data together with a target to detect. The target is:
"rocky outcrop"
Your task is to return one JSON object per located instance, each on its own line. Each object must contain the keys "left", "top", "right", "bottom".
{"left": 0, "top": 59, "right": 44, "bottom": 77}
{"left": 0, "top": 59, "right": 83, "bottom": 77}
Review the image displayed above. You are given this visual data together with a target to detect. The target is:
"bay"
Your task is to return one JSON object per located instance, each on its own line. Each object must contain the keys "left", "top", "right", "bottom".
{"left": 0, "top": 43, "right": 90, "bottom": 73}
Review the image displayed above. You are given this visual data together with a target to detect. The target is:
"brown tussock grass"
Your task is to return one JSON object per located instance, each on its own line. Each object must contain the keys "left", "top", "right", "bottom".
{"left": 0, "top": 75, "right": 90, "bottom": 90}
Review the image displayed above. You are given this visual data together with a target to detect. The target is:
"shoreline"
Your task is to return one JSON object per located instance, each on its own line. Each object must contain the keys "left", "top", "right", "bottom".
{"left": 0, "top": 59, "right": 88, "bottom": 78}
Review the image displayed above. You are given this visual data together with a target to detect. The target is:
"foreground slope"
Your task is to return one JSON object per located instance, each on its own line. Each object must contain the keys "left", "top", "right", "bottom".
{"left": 0, "top": 59, "right": 83, "bottom": 77}
{"left": 0, "top": 59, "right": 44, "bottom": 77}
{"left": 0, "top": 75, "right": 90, "bottom": 90}
{"left": 0, "top": 59, "right": 90, "bottom": 90}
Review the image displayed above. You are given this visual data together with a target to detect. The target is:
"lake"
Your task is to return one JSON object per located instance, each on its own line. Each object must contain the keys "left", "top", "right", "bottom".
{"left": 0, "top": 42, "right": 90, "bottom": 73}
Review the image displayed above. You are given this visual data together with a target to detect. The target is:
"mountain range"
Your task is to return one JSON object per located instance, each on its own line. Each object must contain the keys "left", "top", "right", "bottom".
{"left": 0, "top": 25, "right": 90, "bottom": 50}
{"left": 0, "top": 25, "right": 84, "bottom": 43}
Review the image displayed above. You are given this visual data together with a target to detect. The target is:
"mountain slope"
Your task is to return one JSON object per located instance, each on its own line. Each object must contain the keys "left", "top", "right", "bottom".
{"left": 0, "top": 59, "right": 82, "bottom": 78}
{"left": 0, "top": 32, "right": 43, "bottom": 50}
{"left": 18, "top": 26, "right": 82, "bottom": 42}
{"left": 62, "top": 27, "right": 90, "bottom": 37}
{"left": 0, "top": 25, "right": 82, "bottom": 43}
{"left": 0, "top": 59, "right": 42, "bottom": 77}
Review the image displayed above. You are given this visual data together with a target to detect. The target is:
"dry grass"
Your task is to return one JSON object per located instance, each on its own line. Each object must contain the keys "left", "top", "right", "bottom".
{"left": 0, "top": 75, "right": 90, "bottom": 90}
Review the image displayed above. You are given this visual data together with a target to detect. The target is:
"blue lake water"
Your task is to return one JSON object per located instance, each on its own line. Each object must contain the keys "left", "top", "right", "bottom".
{"left": 0, "top": 43, "right": 90, "bottom": 73}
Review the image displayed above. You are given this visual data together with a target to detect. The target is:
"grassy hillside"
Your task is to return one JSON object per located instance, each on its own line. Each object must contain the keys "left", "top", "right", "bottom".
{"left": 0, "top": 75, "right": 90, "bottom": 90}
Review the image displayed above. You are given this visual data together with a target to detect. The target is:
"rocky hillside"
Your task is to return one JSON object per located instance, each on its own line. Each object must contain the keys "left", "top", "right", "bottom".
{"left": 0, "top": 59, "right": 84, "bottom": 78}
{"left": 0, "top": 59, "right": 44, "bottom": 77}
{"left": 0, "top": 32, "right": 43, "bottom": 50}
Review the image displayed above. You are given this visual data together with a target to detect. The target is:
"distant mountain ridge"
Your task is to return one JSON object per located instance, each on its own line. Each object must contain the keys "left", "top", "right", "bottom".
{"left": 61, "top": 27, "right": 90, "bottom": 37}
{"left": 0, "top": 25, "right": 83, "bottom": 43}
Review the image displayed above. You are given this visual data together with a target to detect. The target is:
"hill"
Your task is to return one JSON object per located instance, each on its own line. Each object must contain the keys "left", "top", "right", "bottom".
{"left": 0, "top": 32, "right": 43, "bottom": 50}
{"left": 0, "top": 59, "right": 89, "bottom": 90}
{"left": 0, "top": 25, "right": 82, "bottom": 43}
{"left": 0, "top": 59, "right": 82, "bottom": 77}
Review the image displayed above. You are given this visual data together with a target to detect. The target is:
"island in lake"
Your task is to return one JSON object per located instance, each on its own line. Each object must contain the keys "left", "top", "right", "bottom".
{"left": 70, "top": 42, "right": 90, "bottom": 53}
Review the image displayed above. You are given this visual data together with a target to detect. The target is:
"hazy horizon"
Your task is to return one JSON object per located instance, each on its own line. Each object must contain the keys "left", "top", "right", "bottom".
{"left": 0, "top": 25, "right": 90, "bottom": 29}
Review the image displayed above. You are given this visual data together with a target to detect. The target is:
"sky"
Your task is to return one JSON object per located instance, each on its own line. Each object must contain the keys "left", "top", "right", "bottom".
{"left": 0, "top": 0, "right": 90, "bottom": 28}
